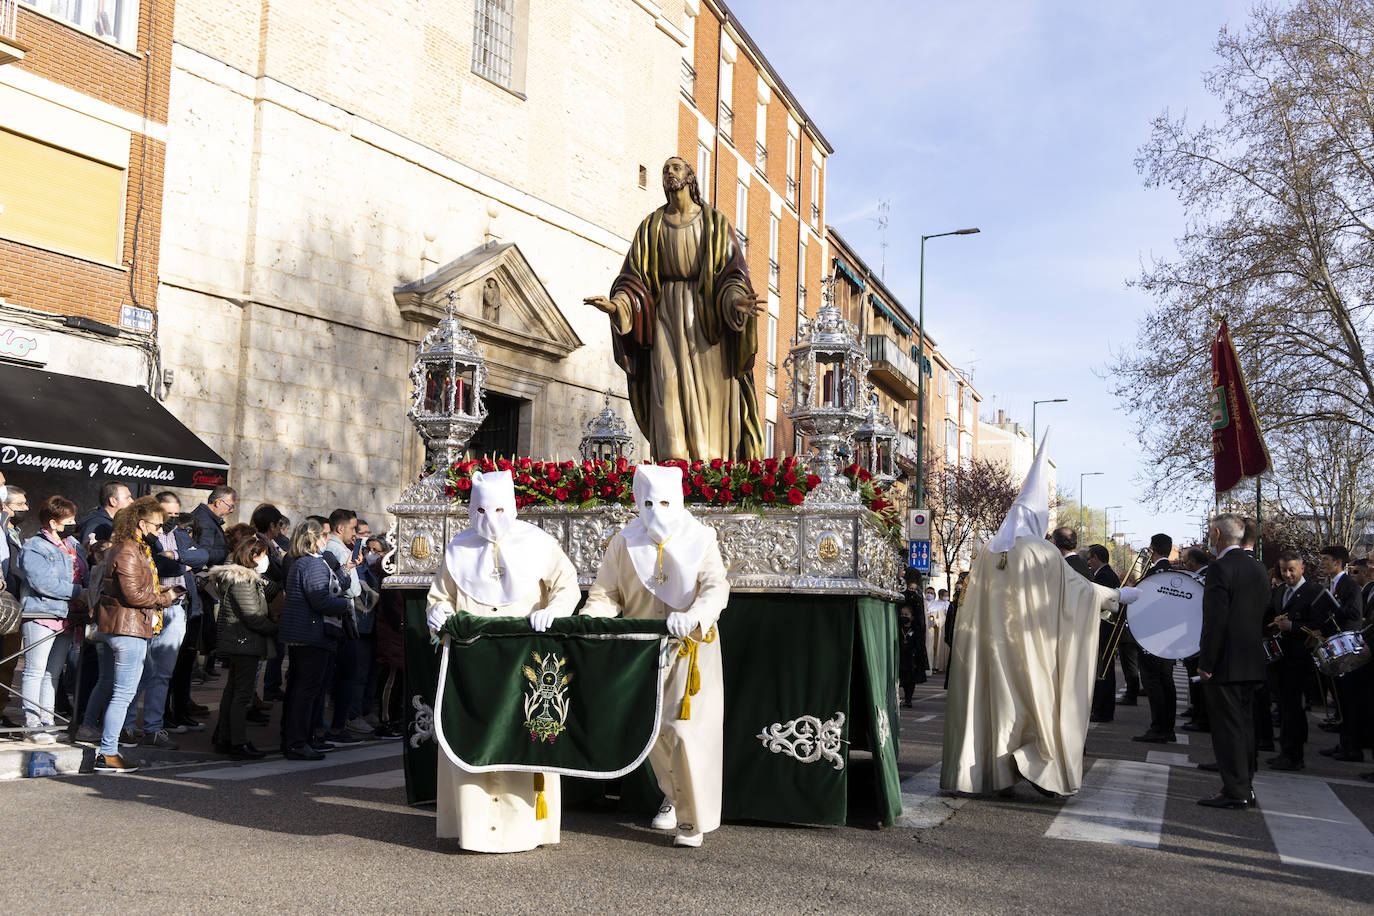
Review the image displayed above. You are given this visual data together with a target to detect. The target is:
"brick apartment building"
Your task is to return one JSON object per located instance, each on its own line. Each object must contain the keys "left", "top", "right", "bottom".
{"left": 677, "top": 0, "right": 832, "bottom": 459}
{"left": 0, "top": 0, "right": 228, "bottom": 510}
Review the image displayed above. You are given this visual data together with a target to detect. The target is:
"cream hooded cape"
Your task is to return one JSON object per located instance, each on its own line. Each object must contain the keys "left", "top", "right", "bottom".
{"left": 940, "top": 431, "right": 1120, "bottom": 796}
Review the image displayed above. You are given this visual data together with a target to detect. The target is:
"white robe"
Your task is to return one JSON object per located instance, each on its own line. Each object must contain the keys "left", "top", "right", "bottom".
{"left": 426, "top": 537, "right": 580, "bottom": 852}
{"left": 926, "top": 600, "right": 949, "bottom": 671}
{"left": 941, "top": 536, "right": 1118, "bottom": 796}
{"left": 580, "top": 529, "right": 730, "bottom": 834}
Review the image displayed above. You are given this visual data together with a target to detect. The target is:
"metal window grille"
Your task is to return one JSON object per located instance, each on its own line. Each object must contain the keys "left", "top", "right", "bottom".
{"left": 768, "top": 259, "right": 780, "bottom": 291}
{"left": 719, "top": 101, "right": 734, "bottom": 143}
{"left": 786, "top": 175, "right": 798, "bottom": 203}
{"left": 471, "top": 0, "right": 515, "bottom": 89}
{"left": 680, "top": 58, "right": 697, "bottom": 98}
{"left": 755, "top": 142, "right": 767, "bottom": 174}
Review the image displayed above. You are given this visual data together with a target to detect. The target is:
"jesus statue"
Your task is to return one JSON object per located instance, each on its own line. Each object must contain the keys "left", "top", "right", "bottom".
{"left": 585, "top": 157, "right": 764, "bottom": 461}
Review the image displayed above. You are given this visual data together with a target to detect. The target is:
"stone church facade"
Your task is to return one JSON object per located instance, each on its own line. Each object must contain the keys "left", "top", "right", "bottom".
{"left": 157, "top": 0, "right": 689, "bottom": 522}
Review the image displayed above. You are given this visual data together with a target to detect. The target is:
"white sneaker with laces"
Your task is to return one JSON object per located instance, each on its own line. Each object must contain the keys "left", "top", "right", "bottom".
{"left": 651, "top": 801, "right": 677, "bottom": 831}
{"left": 31, "top": 731, "right": 57, "bottom": 745}
{"left": 673, "top": 826, "right": 703, "bottom": 848}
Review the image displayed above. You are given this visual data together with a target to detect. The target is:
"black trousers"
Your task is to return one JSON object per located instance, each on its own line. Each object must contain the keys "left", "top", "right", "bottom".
{"left": 1183, "top": 655, "right": 1209, "bottom": 726}
{"left": 1338, "top": 664, "right": 1373, "bottom": 752}
{"left": 282, "top": 645, "right": 332, "bottom": 750}
{"left": 375, "top": 665, "right": 404, "bottom": 728}
{"left": 1206, "top": 681, "right": 1257, "bottom": 799}
{"left": 214, "top": 655, "right": 259, "bottom": 746}
{"left": 167, "top": 626, "right": 199, "bottom": 718}
{"left": 1118, "top": 632, "right": 1142, "bottom": 698}
{"left": 1091, "top": 621, "right": 1116, "bottom": 720}
{"left": 1272, "top": 660, "right": 1313, "bottom": 761}
{"left": 1139, "top": 653, "right": 1176, "bottom": 736}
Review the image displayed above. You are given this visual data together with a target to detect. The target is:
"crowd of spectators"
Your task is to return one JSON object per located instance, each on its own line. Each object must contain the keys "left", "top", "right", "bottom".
{"left": 0, "top": 473, "right": 406, "bottom": 774}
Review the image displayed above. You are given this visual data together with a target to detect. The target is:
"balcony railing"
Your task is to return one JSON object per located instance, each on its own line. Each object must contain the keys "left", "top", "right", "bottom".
{"left": 737, "top": 230, "right": 748, "bottom": 254}
{"left": 2, "top": 0, "right": 15, "bottom": 40}
{"left": 766, "top": 362, "right": 778, "bottom": 393}
{"left": 866, "top": 334, "right": 921, "bottom": 400}
{"left": 786, "top": 175, "right": 798, "bottom": 205}
{"left": 810, "top": 203, "right": 820, "bottom": 225}
{"left": 719, "top": 101, "right": 734, "bottom": 143}
{"left": 680, "top": 58, "right": 696, "bottom": 100}
{"left": 768, "top": 259, "right": 780, "bottom": 291}
{"left": 797, "top": 284, "right": 806, "bottom": 312}
{"left": 894, "top": 433, "right": 920, "bottom": 471}
{"left": 755, "top": 142, "right": 768, "bottom": 174}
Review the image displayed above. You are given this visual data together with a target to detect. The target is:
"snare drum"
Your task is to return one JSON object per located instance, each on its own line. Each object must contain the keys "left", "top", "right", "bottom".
{"left": 1313, "top": 631, "right": 1369, "bottom": 677}
{"left": 1262, "top": 635, "right": 1284, "bottom": 664}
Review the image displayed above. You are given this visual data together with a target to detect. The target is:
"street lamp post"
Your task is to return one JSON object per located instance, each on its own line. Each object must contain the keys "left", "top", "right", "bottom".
{"left": 1102, "top": 505, "right": 1122, "bottom": 547}
{"left": 1031, "top": 398, "right": 1068, "bottom": 445}
{"left": 1078, "top": 471, "right": 1104, "bottom": 533}
{"left": 914, "top": 227, "right": 980, "bottom": 509}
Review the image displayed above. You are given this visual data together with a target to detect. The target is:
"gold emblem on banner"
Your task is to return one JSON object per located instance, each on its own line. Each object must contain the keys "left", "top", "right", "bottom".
{"left": 522, "top": 651, "right": 572, "bottom": 743}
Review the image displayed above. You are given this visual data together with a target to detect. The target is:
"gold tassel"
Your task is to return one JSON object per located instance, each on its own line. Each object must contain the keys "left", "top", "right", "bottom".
{"left": 997, "top": 551, "right": 1008, "bottom": 569}
{"left": 533, "top": 773, "right": 547, "bottom": 820}
{"left": 678, "top": 692, "right": 691, "bottom": 720}
{"left": 674, "top": 627, "right": 717, "bottom": 721}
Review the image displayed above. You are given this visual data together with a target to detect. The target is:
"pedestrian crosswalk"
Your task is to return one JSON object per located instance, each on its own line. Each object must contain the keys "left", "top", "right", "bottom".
{"left": 899, "top": 755, "right": 1374, "bottom": 877}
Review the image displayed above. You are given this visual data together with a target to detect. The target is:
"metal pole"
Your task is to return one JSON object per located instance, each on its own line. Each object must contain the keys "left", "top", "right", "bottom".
{"left": 915, "top": 235, "right": 927, "bottom": 509}
{"left": 1255, "top": 475, "right": 1263, "bottom": 564}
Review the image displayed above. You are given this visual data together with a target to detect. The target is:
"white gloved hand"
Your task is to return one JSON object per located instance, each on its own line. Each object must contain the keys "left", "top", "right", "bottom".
{"left": 1118, "top": 586, "right": 1141, "bottom": 606}
{"left": 529, "top": 608, "right": 556, "bottom": 632}
{"left": 666, "top": 611, "right": 697, "bottom": 639}
{"left": 426, "top": 604, "right": 454, "bottom": 633}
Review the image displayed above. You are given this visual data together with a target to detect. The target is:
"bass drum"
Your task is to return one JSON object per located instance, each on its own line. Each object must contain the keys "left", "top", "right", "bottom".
{"left": 1126, "top": 570, "right": 1205, "bottom": 660}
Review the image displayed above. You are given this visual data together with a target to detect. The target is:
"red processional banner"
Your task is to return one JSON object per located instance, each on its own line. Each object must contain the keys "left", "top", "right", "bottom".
{"left": 1210, "top": 320, "right": 1271, "bottom": 494}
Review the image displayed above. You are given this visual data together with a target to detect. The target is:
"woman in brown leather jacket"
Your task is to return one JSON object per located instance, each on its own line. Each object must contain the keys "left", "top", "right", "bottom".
{"left": 88, "top": 496, "right": 180, "bottom": 774}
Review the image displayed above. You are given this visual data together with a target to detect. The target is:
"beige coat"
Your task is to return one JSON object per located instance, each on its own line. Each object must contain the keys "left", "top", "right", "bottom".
{"left": 427, "top": 540, "right": 579, "bottom": 852}
{"left": 581, "top": 529, "right": 730, "bottom": 834}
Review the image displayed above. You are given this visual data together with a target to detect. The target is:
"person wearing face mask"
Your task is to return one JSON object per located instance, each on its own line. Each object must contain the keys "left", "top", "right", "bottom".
{"left": 581, "top": 464, "right": 731, "bottom": 848}
{"left": 208, "top": 537, "right": 279, "bottom": 758}
{"left": 425, "top": 470, "right": 580, "bottom": 852}
{"left": 17, "top": 494, "right": 88, "bottom": 744}
{"left": 0, "top": 483, "right": 28, "bottom": 726}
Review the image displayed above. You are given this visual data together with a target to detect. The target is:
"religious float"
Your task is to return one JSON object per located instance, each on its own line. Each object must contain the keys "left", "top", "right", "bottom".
{"left": 384, "top": 285, "right": 906, "bottom": 829}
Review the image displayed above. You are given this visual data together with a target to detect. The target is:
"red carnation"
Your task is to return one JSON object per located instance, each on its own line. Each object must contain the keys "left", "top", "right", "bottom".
{"left": 762, "top": 491, "right": 777, "bottom": 503}
{"left": 740, "top": 482, "right": 755, "bottom": 495}
{"left": 616, "top": 456, "right": 629, "bottom": 473}
{"left": 858, "top": 468, "right": 872, "bottom": 482}
{"left": 783, "top": 470, "right": 798, "bottom": 485}
{"left": 546, "top": 467, "right": 562, "bottom": 483}
{"left": 721, "top": 488, "right": 735, "bottom": 503}
{"left": 702, "top": 486, "right": 716, "bottom": 500}
{"left": 551, "top": 487, "right": 566, "bottom": 500}
{"left": 764, "top": 458, "right": 778, "bottom": 471}
{"left": 869, "top": 498, "right": 887, "bottom": 512}
{"left": 762, "top": 474, "right": 777, "bottom": 487}
{"left": 600, "top": 485, "right": 614, "bottom": 497}
{"left": 455, "top": 478, "right": 472, "bottom": 490}
{"left": 805, "top": 474, "right": 820, "bottom": 489}
{"left": 693, "top": 475, "right": 707, "bottom": 489}
{"left": 582, "top": 487, "right": 594, "bottom": 501}
{"left": 496, "top": 458, "right": 512, "bottom": 471}
{"left": 691, "top": 460, "right": 704, "bottom": 472}
{"left": 719, "top": 475, "right": 732, "bottom": 488}
{"left": 787, "top": 487, "right": 805, "bottom": 505}
{"left": 843, "top": 463, "right": 858, "bottom": 476}
{"left": 710, "top": 458, "right": 724, "bottom": 470}
{"left": 749, "top": 460, "right": 763, "bottom": 475}
{"left": 444, "top": 485, "right": 456, "bottom": 498}
{"left": 606, "top": 471, "right": 620, "bottom": 484}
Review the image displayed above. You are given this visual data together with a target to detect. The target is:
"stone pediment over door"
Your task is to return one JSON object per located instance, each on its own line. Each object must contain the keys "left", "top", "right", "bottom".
{"left": 393, "top": 242, "right": 583, "bottom": 362}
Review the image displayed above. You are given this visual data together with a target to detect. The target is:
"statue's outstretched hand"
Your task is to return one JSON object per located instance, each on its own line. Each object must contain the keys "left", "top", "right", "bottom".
{"left": 729, "top": 289, "right": 764, "bottom": 321}
{"left": 583, "top": 295, "right": 618, "bottom": 315}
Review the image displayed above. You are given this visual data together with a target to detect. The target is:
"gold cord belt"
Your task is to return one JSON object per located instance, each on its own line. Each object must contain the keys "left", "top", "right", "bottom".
{"left": 675, "top": 625, "right": 717, "bottom": 720}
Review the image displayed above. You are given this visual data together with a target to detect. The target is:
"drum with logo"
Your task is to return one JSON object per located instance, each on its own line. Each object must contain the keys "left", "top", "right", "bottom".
{"left": 1313, "top": 631, "right": 1369, "bottom": 677}
{"left": 1262, "top": 635, "right": 1284, "bottom": 664}
{"left": 1126, "top": 570, "right": 1205, "bottom": 660}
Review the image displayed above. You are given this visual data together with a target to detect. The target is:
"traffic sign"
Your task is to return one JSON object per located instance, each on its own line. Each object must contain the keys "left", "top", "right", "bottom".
{"left": 908, "top": 539, "right": 930, "bottom": 573}
{"left": 907, "top": 508, "right": 930, "bottom": 540}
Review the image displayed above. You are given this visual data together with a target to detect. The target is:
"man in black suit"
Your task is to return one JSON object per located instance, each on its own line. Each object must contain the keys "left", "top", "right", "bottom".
{"left": 1133, "top": 533, "right": 1178, "bottom": 744}
{"left": 1087, "top": 544, "right": 1122, "bottom": 722}
{"left": 1051, "top": 527, "right": 1090, "bottom": 579}
{"left": 1197, "top": 514, "right": 1270, "bottom": 808}
{"left": 1265, "top": 550, "right": 1323, "bottom": 770}
{"left": 1317, "top": 546, "right": 1366, "bottom": 762}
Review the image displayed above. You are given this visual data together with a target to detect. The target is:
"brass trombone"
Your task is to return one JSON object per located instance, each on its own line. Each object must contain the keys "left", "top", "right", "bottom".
{"left": 1096, "top": 547, "right": 1151, "bottom": 681}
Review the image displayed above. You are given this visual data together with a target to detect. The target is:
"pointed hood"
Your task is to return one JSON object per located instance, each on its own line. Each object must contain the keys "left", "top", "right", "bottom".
{"left": 989, "top": 428, "right": 1052, "bottom": 553}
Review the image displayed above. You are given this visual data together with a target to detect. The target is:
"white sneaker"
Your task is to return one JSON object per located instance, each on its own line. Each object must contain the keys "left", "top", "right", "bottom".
{"left": 345, "top": 717, "right": 375, "bottom": 735}
{"left": 31, "top": 731, "right": 57, "bottom": 745}
{"left": 651, "top": 801, "right": 677, "bottom": 831}
{"left": 673, "top": 828, "right": 703, "bottom": 848}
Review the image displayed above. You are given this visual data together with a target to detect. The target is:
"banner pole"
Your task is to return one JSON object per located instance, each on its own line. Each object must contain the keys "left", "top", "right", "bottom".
{"left": 1255, "top": 475, "right": 1263, "bottom": 565}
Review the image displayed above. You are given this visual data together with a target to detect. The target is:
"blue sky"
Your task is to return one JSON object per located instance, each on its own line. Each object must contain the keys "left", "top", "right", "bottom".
{"left": 730, "top": 0, "right": 1255, "bottom": 547}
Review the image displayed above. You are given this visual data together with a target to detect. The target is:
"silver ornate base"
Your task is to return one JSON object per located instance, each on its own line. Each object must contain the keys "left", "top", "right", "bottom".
{"left": 382, "top": 484, "right": 903, "bottom": 599}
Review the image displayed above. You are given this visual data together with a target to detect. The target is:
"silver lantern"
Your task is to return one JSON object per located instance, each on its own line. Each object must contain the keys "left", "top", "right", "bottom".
{"left": 783, "top": 276, "right": 870, "bottom": 503}
{"left": 578, "top": 390, "right": 636, "bottom": 463}
{"left": 853, "top": 385, "right": 899, "bottom": 487}
{"left": 407, "top": 291, "right": 488, "bottom": 479}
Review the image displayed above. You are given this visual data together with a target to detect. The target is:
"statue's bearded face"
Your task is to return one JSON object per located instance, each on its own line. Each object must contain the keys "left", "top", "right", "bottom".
{"left": 663, "top": 158, "right": 692, "bottom": 193}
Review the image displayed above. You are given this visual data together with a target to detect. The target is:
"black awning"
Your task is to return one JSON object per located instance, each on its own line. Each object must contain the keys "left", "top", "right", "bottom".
{"left": 0, "top": 363, "right": 230, "bottom": 489}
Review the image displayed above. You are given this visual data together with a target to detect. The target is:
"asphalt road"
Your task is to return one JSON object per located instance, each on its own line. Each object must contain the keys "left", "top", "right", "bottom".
{"left": 2, "top": 676, "right": 1372, "bottom": 914}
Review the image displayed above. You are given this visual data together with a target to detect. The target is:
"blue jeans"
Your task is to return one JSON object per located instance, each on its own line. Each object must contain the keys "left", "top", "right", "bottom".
{"left": 86, "top": 636, "right": 149, "bottom": 756}
{"left": 20, "top": 621, "right": 72, "bottom": 728}
{"left": 124, "top": 604, "right": 186, "bottom": 733}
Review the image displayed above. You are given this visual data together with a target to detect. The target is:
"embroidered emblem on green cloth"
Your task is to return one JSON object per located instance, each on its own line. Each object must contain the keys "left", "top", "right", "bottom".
{"left": 522, "top": 651, "right": 572, "bottom": 743}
